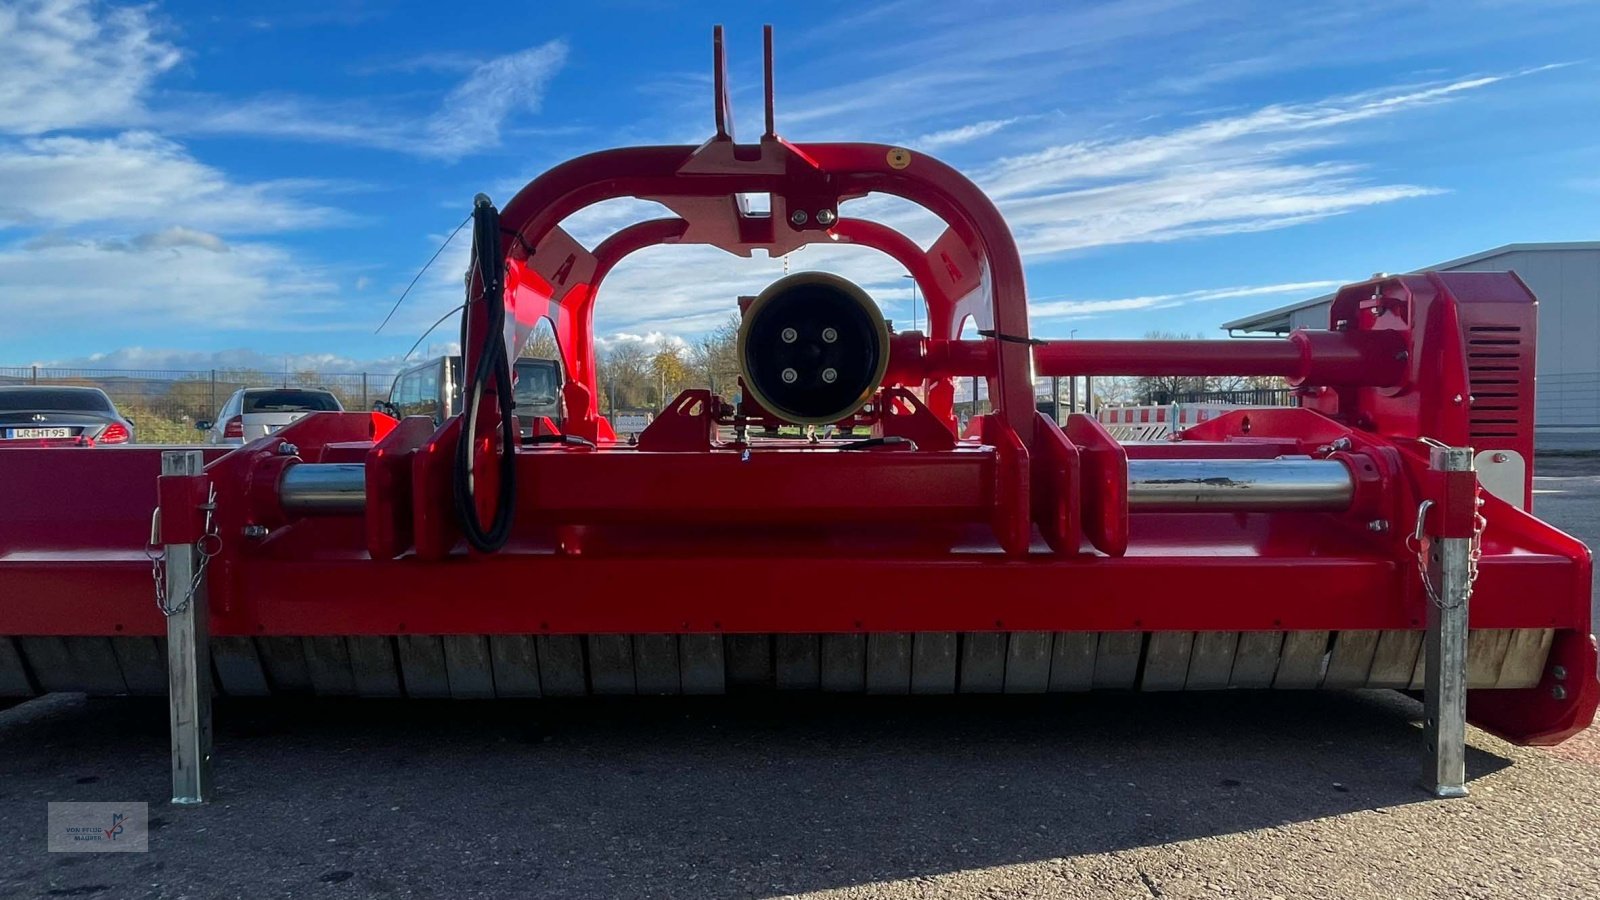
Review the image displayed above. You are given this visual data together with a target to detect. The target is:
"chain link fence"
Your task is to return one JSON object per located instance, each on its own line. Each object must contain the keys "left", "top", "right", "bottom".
{"left": 0, "top": 367, "right": 395, "bottom": 443}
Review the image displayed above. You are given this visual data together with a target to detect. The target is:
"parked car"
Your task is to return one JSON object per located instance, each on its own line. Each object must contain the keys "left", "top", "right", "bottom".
{"left": 383, "top": 355, "right": 460, "bottom": 425}
{"left": 0, "top": 386, "right": 133, "bottom": 445}
{"left": 384, "top": 355, "right": 564, "bottom": 437}
{"left": 198, "top": 387, "right": 344, "bottom": 445}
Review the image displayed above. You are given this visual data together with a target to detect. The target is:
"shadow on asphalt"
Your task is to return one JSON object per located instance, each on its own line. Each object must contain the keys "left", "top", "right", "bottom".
{"left": 0, "top": 689, "right": 1512, "bottom": 898}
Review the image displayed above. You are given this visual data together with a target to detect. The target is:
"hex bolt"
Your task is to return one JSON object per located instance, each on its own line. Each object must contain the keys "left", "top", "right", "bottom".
{"left": 277, "top": 442, "right": 298, "bottom": 456}
{"left": 1491, "top": 452, "right": 1509, "bottom": 463}
{"left": 781, "top": 327, "right": 798, "bottom": 344}
{"left": 821, "top": 327, "right": 838, "bottom": 343}
{"left": 781, "top": 368, "right": 798, "bottom": 384}
{"left": 1552, "top": 665, "right": 1567, "bottom": 681}
{"left": 821, "top": 368, "right": 838, "bottom": 384}
{"left": 790, "top": 210, "right": 809, "bottom": 226}
{"left": 242, "top": 525, "right": 269, "bottom": 539}
{"left": 1367, "top": 520, "right": 1389, "bottom": 533}
{"left": 815, "top": 208, "right": 837, "bottom": 226}
{"left": 1452, "top": 394, "right": 1464, "bottom": 404}
{"left": 1552, "top": 685, "right": 1568, "bottom": 701}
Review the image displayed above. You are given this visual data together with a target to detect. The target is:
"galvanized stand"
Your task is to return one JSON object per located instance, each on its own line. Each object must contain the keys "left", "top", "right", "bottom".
{"left": 162, "top": 450, "right": 213, "bottom": 805}
{"left": 1422, "top": 444, "right": 1475, "bottom": 798}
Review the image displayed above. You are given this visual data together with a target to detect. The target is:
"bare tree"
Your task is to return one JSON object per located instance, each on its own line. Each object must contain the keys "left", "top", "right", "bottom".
{"left": 690, "top": 314, "right": 741, "bottom": 394}
{"left": 596, "top": 341, "right": 652, "bottom": 412}
{"left": 521, "top": 322, "right": 560, "bottom": 363}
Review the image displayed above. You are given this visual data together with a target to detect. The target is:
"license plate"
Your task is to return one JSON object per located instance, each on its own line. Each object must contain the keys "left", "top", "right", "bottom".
{"left": 7, "top": 427, "right": 71, "bottom": 439}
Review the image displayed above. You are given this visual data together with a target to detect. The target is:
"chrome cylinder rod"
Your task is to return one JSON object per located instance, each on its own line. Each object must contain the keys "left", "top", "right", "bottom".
{"left": 279, "top": 457, "right": 1357, "bottom": 517}
{"left": 1127, "top": 458, "right": 1354, "bottom": 512}
{"left": 279, "top": 463, "right": 367, "bottom": 514}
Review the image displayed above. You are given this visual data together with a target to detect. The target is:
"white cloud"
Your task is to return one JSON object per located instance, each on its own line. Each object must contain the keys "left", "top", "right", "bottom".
{"left": 913, "top": 118, "right": 1020, "bottom": 149}
{"left": 954, "top": 74, "right": 1520, "bottom": 258}
{"left": 0, "top": 132, "right": 343, "bottom": 232}
{"left": 46, "top": 346, "right": 388, "bottom": 373}
{"left": 165, "top": 40, "right": 571, "bottom": 160}
{"left": 0, "top": 236, "right": 346, "bottom": 334}
{"left": 129, "top": 226, "right": 229, "bottom": 252}
{"left": 427, "top": 41, "right": 569, "bottom": 157}
{"left": 0, "top": 0, "right": 178, "bottom": 135}
{"left": 1029, "top": 280, "right": 1344, "bottom": 320}
{"left": 594, "top": 332, "right": 689, "bottom": 353}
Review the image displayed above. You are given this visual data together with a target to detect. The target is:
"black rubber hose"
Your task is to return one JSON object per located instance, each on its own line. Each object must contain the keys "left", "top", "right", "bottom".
{"left": 452, "top": 195, "right": 518, "bottom": 553}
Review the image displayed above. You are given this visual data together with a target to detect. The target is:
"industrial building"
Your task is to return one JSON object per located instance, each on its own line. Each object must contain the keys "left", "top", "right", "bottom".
{"left": 1223, "top": 242, "right": 1600, "bottom": 449}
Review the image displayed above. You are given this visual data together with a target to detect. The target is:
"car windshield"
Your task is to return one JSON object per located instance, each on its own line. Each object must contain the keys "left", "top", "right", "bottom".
{"left": 513, "top": 363, "right": 559, "bottom": 407}
{"left": 0, "top": 388, "right": 111, "bottom": 412}
{"left": 243, "top": 390, "right": 341, "bottom": 413}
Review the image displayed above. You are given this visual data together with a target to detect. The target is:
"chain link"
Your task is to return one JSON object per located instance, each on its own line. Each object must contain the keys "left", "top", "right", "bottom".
{"left": 1406, "top": 497, "right": 1485, "bottom": 611}
{"left": 146, "top": 483, "right": 220, "bottom": 617}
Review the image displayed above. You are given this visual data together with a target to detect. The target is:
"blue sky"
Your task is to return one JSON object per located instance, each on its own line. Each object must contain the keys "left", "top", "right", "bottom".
{"left": 1, "top": 0, "right": 1597, "bottom": 372}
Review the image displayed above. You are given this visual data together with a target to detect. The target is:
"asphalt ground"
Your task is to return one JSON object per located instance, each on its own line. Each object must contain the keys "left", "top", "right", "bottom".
{"left": 3, "top": 459, "right": 1599, "bottom": 899}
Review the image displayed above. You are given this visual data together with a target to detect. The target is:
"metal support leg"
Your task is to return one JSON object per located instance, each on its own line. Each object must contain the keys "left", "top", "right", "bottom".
{"left": 1422, "top": 444, "right": 1475, "bottom": 798}
{"left": 162, "top": 450, "right": 213, "bottom": 805}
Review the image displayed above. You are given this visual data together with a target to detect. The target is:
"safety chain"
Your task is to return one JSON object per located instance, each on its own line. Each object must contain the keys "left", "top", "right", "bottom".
{"left": 146, "top": 483, "right": 221, "bottom": 617}
{"left": 1406, "top": 498, "right": 1486, "bottom": 611}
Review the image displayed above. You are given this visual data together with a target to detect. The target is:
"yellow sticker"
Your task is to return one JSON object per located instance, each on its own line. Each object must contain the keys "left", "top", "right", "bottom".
{"left": 886, "top": 148, "right": 912, "bottom": 169}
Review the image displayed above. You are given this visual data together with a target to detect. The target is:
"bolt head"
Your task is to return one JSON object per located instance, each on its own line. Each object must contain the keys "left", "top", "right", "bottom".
{"left": 781, "top": 368, "right": 798, "bottom": 384}
{"left": 815, "top": 208, "right": 837, "bottom": 226}
{"left": 821, "top": 327, "right": 838, "bottom": 343}
{"left": 1552, "top": 685, "right": 1569, "bottom": 701}
{"left": 242, "top": 525, "right": 269, "bottom": 538}
{"left": 277, "top": 441, "right": 298, "bottom": 456}
{"left": 1367, "top": 520, "right": 1389, "bottom": 533}
{"left": 1553, "top": 665, "right": 1568, "bottom": 681}
{"left": 1452, "top": 394, "right": 1463, "bottom": 404}
{"left": 789, "top": 210, "right": 808, "bottom": 226}
{"left": 821, "top": 368, "right": 838, "bottom": 384}
{"left": 1491, "top": 452, "right": 1509, "bottom": 463}
{"left": 780, "top": 327, "right": 798, "bottom": 344}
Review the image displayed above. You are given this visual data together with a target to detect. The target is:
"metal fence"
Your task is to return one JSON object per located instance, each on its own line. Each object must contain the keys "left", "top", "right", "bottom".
{"left": 0, "top": 367, "right": 395, "bottom": 443}
{"left": 1144, "top": 386, "right": 1299, "bottom": 406}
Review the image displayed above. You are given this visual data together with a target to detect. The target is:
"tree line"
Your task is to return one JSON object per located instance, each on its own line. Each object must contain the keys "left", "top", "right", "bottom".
{"left": 525, "top": 315, "right": 742, "bottom": 414}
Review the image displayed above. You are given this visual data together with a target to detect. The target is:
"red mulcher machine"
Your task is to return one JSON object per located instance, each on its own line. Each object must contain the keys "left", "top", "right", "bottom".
{"left": 0, "top": 29, "right": 1594, "bottom": 805}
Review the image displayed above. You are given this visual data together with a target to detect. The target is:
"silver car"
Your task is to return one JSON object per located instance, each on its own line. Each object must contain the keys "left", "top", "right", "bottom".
{"left": 0, "top": 386, "right": 135, "bottom": 446}
{"left": 199, "top": 387, "right": 343, "bottom": 445}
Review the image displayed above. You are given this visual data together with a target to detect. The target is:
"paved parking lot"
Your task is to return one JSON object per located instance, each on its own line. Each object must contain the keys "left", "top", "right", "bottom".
{"left": 2, "top": 458, "right": 1598, "bottom": 899}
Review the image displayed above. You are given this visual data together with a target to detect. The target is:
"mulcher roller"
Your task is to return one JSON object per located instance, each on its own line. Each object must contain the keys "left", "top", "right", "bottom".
{"left": 0, "top": 630, "right": 1558, "bottom": 699}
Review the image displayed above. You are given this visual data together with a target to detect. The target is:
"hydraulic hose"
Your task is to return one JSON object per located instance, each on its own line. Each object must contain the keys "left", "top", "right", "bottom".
{"left": 452, "top": 195, "right": 518, "bottom": 552}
